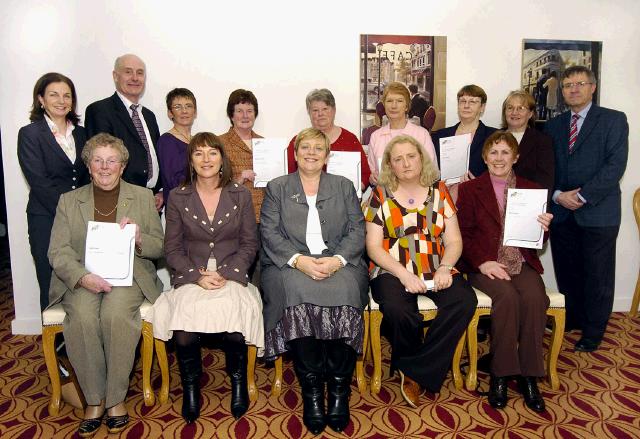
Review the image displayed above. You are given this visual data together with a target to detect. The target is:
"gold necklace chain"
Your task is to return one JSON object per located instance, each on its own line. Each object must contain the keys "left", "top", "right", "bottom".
{"left": 94, "top": 204, "right": 118, "bottom": 217}
{"left": 171, "top": 128, "right": 191, "bottom": 143}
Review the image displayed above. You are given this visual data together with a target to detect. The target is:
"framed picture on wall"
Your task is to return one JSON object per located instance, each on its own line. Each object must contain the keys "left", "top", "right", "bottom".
{"left": 359, "top": 34, "right": 447, "bottom": 146}
{"left": 521, "top": 39, "right": 602, "bottom": 125}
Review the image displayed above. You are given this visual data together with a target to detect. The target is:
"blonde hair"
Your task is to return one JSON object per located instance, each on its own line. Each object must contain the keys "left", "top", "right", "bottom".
{"left": 378, "top": 135, "right": 439, "bottom": 191}
{"left": 294, "top": 127, "right": 330, "bottom": 154}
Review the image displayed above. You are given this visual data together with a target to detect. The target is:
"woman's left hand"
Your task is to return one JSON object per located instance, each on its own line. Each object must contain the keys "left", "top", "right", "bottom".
{"left": 537, "top": 212, "right": 554, "bottom": 231}
{"left": 433, "top": 266, "right": 453, "bottom": 292}
{"left": 119, "top": 216, "right": 141, "bottom": 247}
{"left": 316, "top": 257, "right": 343, "bottom": 277}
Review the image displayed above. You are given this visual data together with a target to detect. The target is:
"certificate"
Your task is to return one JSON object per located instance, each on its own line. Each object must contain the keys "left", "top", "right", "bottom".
{"left": 85, "top": 221, "right": 135, "bottom": 286}
{"left": 503, "top": 189, "right": 548, "bottom": 249}
{"left": 327, "top": 151, "right": 362, "bottom": 197}
{"left": 439, "top": 133, "right": 471, "bottom": 183}
{"left": 405, "top": 279, "right": 435, "bottom": 292}
{"left": 252, "top": 138, "right": 288, "bottom": 187}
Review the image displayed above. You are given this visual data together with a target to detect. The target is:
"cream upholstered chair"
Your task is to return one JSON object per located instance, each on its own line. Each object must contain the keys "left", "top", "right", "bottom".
{"left": 464, "top": 288, "right": 566, "bottom": 391}
{"left": 270, "top": 312, "right": 369, "bottom": 397}
{"left": 42, "top": 300, "right": 157, "bottom": 415}
{"left": 629, "top": 188, "right": 640, "bottom": 317}
{"left": 151, "top": 340, "right": 259, "bottom": 404}
{"left": 367, "top": 294, "right": 466, "bottom": 394}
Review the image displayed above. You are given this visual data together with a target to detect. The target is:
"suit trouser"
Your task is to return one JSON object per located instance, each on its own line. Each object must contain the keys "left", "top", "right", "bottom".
{"left": 61, "top": 283, "right": 145, "bottom": 407}
{"left": 469, "top": 264, "right": 549, "bottom": 377}
{"left": 550, "top": 215, "right": 619, "bottom": 341}
{"left": 370, "top": 274, "right": 476, "bottom": 392}
{"left": 27, "top": 214, "right": 54, "bottom": 311}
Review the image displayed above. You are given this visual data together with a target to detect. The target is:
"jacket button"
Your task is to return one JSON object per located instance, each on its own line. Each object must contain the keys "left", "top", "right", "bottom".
{"left": 72, "top": 177, "right": 76, "bottom": 181}
{"left": 209, "top": 242, "right": 214, "bottom": 248}
{"left": 71, "top": 186, "right": 76, "bottom": 189}
{"left": 320, "top": 219, "right": 326, "bottom": 224}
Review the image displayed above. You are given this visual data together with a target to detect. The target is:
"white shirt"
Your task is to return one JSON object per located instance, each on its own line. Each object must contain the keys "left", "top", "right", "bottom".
{"left": 116, "top": 92, "right": 159, "bottom": 188}
{"left": 44, "top": 114, "right": 75, "bottom": 163}
{"left": 304, "top": 194, "right": 329, "bottom": 254}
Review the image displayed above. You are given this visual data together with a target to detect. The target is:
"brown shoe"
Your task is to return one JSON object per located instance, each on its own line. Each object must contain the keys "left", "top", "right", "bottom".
{"left": 399, "top": 371, "right": 421, "bottom": 408}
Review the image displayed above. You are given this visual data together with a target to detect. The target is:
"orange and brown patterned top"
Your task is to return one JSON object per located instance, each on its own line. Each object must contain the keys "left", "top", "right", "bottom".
{"left": 362, "top": 180, "right": 458, "bottom": 280}
{"left": 219, "top": 127, "right": 264, "bottom": 222}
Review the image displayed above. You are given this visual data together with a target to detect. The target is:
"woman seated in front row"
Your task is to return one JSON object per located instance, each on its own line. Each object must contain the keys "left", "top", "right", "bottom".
{"left": 456, "top": 131, "right": 552, "bottom": 413}
{"left": 261, "top": 128, "right": 369, "bottom": 435}
{"left": 363, "top": 134, "right": 477, "bottom": 408}
{"left": 48, "top": 133, "right": 164, "bottom": 437}
{"left": 147, "top": 133, "right": 264, "bottom": 424}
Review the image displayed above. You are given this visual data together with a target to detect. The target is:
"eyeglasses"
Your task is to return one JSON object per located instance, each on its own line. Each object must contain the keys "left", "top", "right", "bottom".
{"left": 561, "top": 81, "right": 593, "bottom": 89}
{"left": 506, "top": 105, "right": 529, "bottom": 113}
{"left": 91, "top": 158, "right": 121, "bottom": 167}
{"left": 171, "top": 104, "right": 195, "bottom": 111}
{"left": 458, "top": 98, "right": 482, "bottom": 106}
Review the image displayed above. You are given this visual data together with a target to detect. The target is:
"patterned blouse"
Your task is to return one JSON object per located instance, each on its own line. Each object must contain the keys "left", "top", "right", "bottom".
{"left": 363, "top": 180, "right": 457, "bottom": 280}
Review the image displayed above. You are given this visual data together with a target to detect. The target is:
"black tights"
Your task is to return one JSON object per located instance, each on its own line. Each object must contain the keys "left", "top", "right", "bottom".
{"left": 173, "top": 330, "right": 245, "bottom": 348}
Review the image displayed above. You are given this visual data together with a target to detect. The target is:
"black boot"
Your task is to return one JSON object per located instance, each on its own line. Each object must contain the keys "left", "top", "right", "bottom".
{"left": 488, "top": 375, "right": 508, "bottom": 409}
{"left": 517, "top": 376, "right": 546, "bottom": 413}
{"left": 224, "top": 337, "right": 249, "bottom": 419}
{"left": 176, "top": 339, "right": 202, "bottom": 423}
{"left": 290, "top": 337, "right": 326, "bottom": 435}
{"left": 325, "top": 340, "right": 356, "bottom": 432}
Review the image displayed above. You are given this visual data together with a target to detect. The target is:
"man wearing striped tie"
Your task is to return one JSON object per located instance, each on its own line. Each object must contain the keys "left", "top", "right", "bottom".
{"left": 545, "top": 66, "right": 628, "bottom": 353}
{"left": 85, "top": 54, "right": 163, "bottom": 210}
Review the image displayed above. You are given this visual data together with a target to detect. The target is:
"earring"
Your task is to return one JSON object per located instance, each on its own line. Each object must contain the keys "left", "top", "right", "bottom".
{"left": 219, "top": 166, "right": 223, "bottom": 175}
{"left": 40, "top": 104, "right": 44, "bottom": 109}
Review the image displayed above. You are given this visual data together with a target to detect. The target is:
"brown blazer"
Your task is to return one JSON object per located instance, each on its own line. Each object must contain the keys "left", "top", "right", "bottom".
{"left": 164, "top": 182, "right": 258, "bottom": 287}
{"left": 456, "top": 172, "right": 546, "bottom": 275}
{"left": 47, "top": 181, "right": 164, "bottom": 306}
{"left": 513, "top": 127, "right": 555, "bottom": 194}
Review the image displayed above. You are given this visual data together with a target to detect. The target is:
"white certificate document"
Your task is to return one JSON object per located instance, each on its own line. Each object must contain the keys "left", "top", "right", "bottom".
{"left": 252, "top": 138, "right": 288, "bottom": 187}
{"left": 439, "top": 133, "right": 471, "bottom": 183}
{"left": 85, "top": 221, "right": 135, "bottom": 286}
{"left": 405, "top": 279, "right": 435, "bottom": 292}
{"left": 327, "top": 151, "right": 362, "bottom": 198}
{"left": 503, "top": 189, "right": 548, "bottom": 249}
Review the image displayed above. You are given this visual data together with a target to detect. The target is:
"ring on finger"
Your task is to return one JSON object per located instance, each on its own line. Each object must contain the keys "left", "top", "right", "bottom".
{"left": 312, "top": 275, "right": 317, "bottom": 280}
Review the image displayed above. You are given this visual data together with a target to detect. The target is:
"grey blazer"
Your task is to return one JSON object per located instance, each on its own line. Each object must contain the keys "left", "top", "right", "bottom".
{"left": 47, "top": 181, "right": 164, "bottom": 306}
{"left": 545, "top": 105, "right": 629, "bottom": 227}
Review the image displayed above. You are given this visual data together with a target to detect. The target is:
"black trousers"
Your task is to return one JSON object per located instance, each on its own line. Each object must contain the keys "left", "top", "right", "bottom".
{"left": 370, "top": 274, "right": 477, "bottom": 392}
{"left": 550, "top": 214, "right": 619, "bottom": 341}
{"left": 27, "top": 214, "right": 54, "bottom": 311}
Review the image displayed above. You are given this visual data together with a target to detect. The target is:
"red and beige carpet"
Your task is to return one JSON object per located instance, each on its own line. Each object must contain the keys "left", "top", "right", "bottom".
{"left": 1, "top": 271, "right": 640, "bottom": 438}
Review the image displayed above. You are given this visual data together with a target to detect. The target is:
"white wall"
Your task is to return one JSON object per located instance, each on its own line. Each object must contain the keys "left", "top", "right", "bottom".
{"left": 2, "top": 0, "right": 638, "bottom": 334}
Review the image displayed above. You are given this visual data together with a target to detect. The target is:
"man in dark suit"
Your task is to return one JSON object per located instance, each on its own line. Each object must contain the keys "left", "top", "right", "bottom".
{"left": 85, "top": 53, "right": 163, "bottom": 209}
{"left": 408, "top": 85, "right": 429, "bottom": 126}
{"left": 545, "top": 66, "right": 628, "bottom": 352}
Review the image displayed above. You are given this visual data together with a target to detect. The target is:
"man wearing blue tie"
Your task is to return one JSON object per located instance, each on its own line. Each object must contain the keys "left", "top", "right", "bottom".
{"left": 545, "top": 66, "right": 628, "bottom": 352}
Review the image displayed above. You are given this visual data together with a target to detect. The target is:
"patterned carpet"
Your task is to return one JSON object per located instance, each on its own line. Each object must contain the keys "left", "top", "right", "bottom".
{"left": 1, "top": 265, "right": 640, "bottom": 438}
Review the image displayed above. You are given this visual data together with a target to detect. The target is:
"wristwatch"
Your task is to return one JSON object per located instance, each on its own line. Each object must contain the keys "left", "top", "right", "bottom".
{"left": 439, "top": 264, "right": 454, "bottom": 271}
{"left": 292, "top": 255, "right": 301, "bottom": 269}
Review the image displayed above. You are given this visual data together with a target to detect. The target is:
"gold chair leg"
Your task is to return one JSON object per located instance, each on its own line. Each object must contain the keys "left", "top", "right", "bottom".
{"left": 42, "top": 325, "right": 63, "bottom": 416}
{"left": 465, "top": 311, "right": 482, "bottom": 391}
{"left": 154, "top": 338, "right": 170, "bottom": 404}
{"left": 630, "top": 269, "right": 640, "bottom": 317}
{"left": 451, "top": 330, "right": 466, "bottom": 390}
{"left": 271, "top": 356, "right": 283, "bottom": 397}
{"left": 141, "top": 322, "right": 155, "bottom": 406}
{"left": 546, "top": 309, "right": 565, "bottom": 391}
{"left": 247, "top": 345, "right": 258, "bottom": 402}
{"left": 356, "top": 311, "right": 369, "bottom": 393}
{"left": 370, "top": 310, "right": 383, "bottom": 395}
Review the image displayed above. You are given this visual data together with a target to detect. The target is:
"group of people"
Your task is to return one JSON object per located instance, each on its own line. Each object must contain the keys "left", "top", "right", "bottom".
{"left": 17, "top": 51, "right": 628, "bottom": 436}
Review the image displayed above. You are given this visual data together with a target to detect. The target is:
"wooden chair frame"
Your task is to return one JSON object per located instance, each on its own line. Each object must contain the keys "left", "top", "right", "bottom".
{"left": 630, "top": 188, "right": 640, "bottom": 317}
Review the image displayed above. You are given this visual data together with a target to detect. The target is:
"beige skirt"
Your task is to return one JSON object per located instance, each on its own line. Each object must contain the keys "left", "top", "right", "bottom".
{"left": 147, "top": 279, "right": 264, "bottom": 356}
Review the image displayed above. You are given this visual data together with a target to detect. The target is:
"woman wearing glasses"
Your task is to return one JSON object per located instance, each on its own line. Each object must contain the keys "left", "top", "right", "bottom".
{"left": 501, "top": 90, "right": 554, "bottom": 193}
{"left": 157, "top": 88, "right": 198, "bottom": 205}
{"left": 431, "top": 85, "right": 497, "bottom": 182}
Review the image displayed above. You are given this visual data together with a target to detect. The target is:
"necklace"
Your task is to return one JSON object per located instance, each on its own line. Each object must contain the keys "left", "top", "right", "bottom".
{"left": 94, "top": 204, "right": 118, "bottom": 217}
{"left": 171, "top": 128, "right": 191, "bottom": 143}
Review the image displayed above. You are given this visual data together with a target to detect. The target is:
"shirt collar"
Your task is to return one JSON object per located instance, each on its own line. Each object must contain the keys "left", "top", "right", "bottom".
{"left": 43, "top": 114, "right": 74, "bottom": 136}
{"left": 116, "top": 91, "right": 141, "bottom": 111}
{"left": 571, "top": 101, "right": 592, "bottom": 119}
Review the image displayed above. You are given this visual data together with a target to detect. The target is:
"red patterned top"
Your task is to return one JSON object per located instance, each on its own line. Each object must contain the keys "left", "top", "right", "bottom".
{"left": 362, "top": 180, "right": 457, "bottom": 280}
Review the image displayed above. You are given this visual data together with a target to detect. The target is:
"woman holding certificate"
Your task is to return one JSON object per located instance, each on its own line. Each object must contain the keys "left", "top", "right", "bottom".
{"left": 261, "top": 128, "right": 368, "bottom": 435}
{"left": 148, "top": 132, "right": 263, "bottom": 424}
{"left": 431, "top": 84, "right": 497, "bottom": 180}
{"left": 501, "top": 90, "right": 554, "bottom": 193}
{"left": 456, "top": 131, "right": 553, "bottom": 413}
{"left": 47, "top": 133, "right": 164, "bottom": 436}
{"left": 363, "top": 134, "right": 476, "bottom": 408}
{"left": 367, "top": 82, "right": 437, "bottom": 185}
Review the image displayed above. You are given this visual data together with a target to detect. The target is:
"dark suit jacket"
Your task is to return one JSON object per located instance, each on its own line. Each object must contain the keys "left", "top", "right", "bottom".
{"left": 431, "top": 121, "right": 497, "bottom": 177}
{"left": 85, "top": 92, "right": 160, "bottom": 190}
{"left": 409, "top": 94, "right": 429, "bottom": 121}
{"left": 17, "top": 119, "right": 89, "bottom": 216}
{"left": 545, "top": 105, "right": 628, "bottom": 227}
{"left": 456, "top": 172, "right": 545, "bottom": 275}
{"left": 164, "top": 183, "right": 258, "bottom": 287}
{"left": 513, "top": 127, "right": 555, "bottom": 194}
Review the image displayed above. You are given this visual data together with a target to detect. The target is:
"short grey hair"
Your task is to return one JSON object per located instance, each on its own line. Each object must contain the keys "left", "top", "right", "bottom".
{"left": 114, "top": 53, "right": 146, "bottom": 71}
{"left": 81, "top": 133, "right": 130, "bottom": 166}
{"left": 305, "top": 88, "right": 336, "bottom": 112}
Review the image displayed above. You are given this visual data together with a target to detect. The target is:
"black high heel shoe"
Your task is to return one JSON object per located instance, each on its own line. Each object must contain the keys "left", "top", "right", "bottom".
{"left": 77, "top": 413, "right": 103, "bottom": 437}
